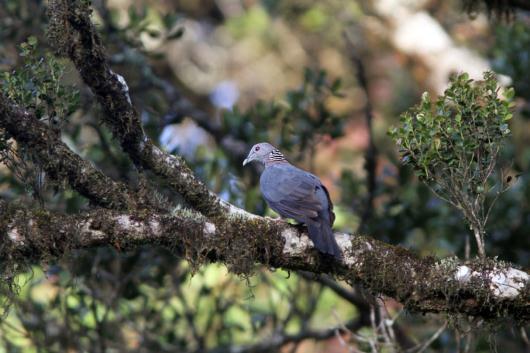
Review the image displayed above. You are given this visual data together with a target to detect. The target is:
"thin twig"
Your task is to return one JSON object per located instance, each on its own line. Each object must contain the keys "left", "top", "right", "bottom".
{"left": 406, "top": 321, "right": 448, "bottom": 353}
{"left": 344, "top": 30, "right": 378, "bottom": 233}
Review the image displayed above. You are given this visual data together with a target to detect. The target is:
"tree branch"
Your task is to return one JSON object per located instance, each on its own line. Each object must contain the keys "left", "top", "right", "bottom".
{"left": 47, "top": 0, "right": 228, "bottom": 218}
{"left": 2, "top": 201, "right": 528, "bottom": 322}
{"left": 345, "top": 31, "right": 378, "bottom": 233}
{"left": 298, "top": 272, "right": 416, "bottom": 349}
{"left": 205, "top": 319, "right": 362, "bottom": 353}
{"left": 0, "top": 93, "right": 137, "bottom": 210}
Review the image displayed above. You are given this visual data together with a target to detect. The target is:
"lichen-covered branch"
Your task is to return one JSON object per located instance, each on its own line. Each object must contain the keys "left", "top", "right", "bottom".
{"left": 1, "top": 201, "right": 528, "bottom": 322}
{"left": 47, "top": 0, "right": 227, "bottom": 218}
{"left": 0, "top": 93, "right": 137, "bottom": 210}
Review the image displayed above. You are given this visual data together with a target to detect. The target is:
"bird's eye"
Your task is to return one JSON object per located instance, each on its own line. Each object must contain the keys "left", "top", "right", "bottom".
{"left": 255, "top": 146, "right": 260, "bottom": 151}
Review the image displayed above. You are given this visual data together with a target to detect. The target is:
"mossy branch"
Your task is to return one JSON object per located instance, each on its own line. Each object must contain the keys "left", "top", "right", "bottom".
{"left": 47, "top": 0, "right": 226, "bottom": 219}
{"left": 1, "top": 200, "right": 528, "bottom": 322}
{"left": 0, "top": 92, "right": 139, "bottom": 210}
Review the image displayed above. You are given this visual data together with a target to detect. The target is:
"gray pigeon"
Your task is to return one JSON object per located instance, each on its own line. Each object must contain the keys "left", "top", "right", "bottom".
{"left": 243, "top": 142, "right": 341, "bottom": 258}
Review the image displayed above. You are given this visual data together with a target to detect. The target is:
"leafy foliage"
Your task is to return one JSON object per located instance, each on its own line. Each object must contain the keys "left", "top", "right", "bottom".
{"left": 0, "top": 250, "right": 355, "bottom": 352}
{"left": 389, "top": 72, "right": 514, "bottom": 256}
{"left": 118, "top": 5, "right": 184, "bottom": 46}
{"left": 2, "top": 36, "right": 79, "bottom": 129}
{"left": 0, "top": 37, "right": 79, "bottom": 202}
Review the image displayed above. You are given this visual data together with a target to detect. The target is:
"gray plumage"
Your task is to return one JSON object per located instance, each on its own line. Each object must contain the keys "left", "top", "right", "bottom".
{"left": 243, "top": 142, "right": 341, "bottom": 258}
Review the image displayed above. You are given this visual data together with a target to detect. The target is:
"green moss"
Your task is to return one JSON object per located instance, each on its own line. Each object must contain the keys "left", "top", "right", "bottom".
{"left": 339, "top": 236, "right": 528, "bottom": 321}
{"left": 159, "top": 213, "right": 287, "bottom": 279}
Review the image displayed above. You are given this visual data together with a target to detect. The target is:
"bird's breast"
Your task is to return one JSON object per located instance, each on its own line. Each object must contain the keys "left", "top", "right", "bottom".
{"left": 259, "top": 167, "right": 280, "bottom": 202}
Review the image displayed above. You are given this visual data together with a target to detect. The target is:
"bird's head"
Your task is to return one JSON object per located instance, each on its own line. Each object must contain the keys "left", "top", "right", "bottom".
{"left": 243, "top": 142, "right": 276, "bottom": 166}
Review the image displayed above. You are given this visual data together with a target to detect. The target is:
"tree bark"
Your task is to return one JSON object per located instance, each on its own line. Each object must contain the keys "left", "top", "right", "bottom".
{"left": 1, "top": 202, "right": 528, "bottom": 321}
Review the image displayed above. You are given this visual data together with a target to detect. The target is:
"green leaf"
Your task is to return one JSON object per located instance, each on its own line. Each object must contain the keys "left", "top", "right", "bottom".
{"left": 27, "top": 35, "right": 37, "bottom": 46}
{"left": 503, "top": 87, "right": 515, "bottom": 100}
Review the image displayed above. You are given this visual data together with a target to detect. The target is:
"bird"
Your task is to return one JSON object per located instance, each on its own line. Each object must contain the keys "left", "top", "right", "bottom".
{"left": 243, "top": 142, "right": 342, "bottom": 259}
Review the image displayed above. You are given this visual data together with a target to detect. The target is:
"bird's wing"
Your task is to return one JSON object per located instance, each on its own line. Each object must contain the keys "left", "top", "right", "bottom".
{"left": 262, "top": 166, "right": 324, "bottom": 221}
{"left": 318, "top": 183, "right": 335, "bottom": 226}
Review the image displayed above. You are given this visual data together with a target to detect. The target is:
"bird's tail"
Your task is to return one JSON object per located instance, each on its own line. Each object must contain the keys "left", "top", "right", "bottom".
{"left": 307, "top": 220, "right": 342, "bottom": 259}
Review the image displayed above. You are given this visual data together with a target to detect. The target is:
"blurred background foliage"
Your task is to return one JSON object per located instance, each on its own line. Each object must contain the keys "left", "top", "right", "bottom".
{"left": 0, "top": 0, "right": 529, "bottom": 352}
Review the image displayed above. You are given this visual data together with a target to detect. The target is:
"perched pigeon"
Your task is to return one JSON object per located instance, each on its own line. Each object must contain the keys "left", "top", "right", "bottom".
{"left": 243, "top": 142, "right": 341, "bottom": 258}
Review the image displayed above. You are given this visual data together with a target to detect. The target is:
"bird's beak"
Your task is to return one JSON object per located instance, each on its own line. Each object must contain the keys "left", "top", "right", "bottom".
{"left": 242, "top": 152, "right": 254, "bottom": 166}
